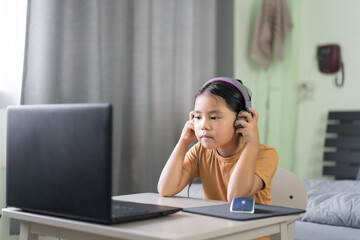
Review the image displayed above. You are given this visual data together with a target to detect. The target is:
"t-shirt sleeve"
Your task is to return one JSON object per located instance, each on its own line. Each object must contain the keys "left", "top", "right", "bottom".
{"left": 255, "top": 145, "right": 279, "bottom": 189}
{"left": 183, "top": 142, "right": 201, "bottom": 179}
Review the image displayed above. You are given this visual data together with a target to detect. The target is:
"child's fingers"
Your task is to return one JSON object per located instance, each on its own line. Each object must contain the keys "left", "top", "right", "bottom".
{"left": 235, "top": 119, "right": 249, "bottom": 131}
{"left": 181, "top": 121, "right": 196, "bottom": 142}
{"left": 187, "top": 120, "right": 194, "bottom": 131}
{"left": 248, "top": 108, "right": 259, "bottom": 121}
{"left": 236, "top": 111, "right": 252, "bottom": 124}
{"left": 235, "top": 125, "right": 244, "bottom": 135}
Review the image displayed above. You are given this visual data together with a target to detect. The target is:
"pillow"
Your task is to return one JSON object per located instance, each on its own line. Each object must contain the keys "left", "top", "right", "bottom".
{"left": 300, "top": 180, "right": 360, "bottom": 229}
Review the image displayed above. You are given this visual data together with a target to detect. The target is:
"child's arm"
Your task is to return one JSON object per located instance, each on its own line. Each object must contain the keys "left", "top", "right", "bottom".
{"left": 227, "top": 108, "right": 262, "bottom": 202}
{"left": 157, "top": 112, "right": 196, "bottom": 197}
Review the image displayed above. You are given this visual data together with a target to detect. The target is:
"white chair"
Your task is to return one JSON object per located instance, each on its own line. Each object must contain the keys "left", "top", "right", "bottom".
{"left": 271, "top": 168, "right": 308, "bottom": 210}
{"left": 271, "top": 168, "right": 308, "bottom": 240}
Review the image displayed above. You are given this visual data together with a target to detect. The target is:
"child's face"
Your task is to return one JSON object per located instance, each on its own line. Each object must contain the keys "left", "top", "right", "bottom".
{"left": 193, "top": 93, "right": 238, "bottom": 150}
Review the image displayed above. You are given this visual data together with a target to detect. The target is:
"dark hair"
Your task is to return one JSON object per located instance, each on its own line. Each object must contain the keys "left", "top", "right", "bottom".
{"left": 194, "top": 81, "right": 249, "bottom": 113}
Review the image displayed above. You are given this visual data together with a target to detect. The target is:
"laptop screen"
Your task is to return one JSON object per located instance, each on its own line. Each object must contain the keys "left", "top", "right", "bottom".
{"left": 6, "top": 103, "right": 113, "bottom": 223}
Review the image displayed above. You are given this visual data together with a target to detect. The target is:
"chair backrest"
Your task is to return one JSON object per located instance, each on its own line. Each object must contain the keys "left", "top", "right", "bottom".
{"left": 271, "top": 168, "right": 308, "bottom": 210}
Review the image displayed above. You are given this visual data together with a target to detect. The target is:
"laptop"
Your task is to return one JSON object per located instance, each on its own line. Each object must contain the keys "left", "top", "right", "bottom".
{"left": 6, "top": 103, "right": 181, "bottom": 224}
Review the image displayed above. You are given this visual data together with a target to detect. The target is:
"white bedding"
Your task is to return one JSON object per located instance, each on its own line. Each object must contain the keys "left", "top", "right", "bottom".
{"left": 300, "top": 179, "right": 360, "bottom": 229}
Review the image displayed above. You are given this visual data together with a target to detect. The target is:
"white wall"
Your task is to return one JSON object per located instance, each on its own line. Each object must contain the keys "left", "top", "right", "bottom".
{"left": 297, "top": 0, "right": 360, "bottom": 179}
{"left": 0, "top": 1, "right": 26, "bottom": 239}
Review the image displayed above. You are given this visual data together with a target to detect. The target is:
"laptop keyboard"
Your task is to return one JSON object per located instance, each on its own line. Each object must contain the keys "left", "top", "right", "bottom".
{"left": 111, "top": 200, "right": 152, "bottom": 218}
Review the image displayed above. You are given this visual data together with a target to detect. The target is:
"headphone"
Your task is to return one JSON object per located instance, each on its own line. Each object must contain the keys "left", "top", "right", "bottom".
{"left": 204, "top": 77, "right": 251, "bottom": 110}
{"left": 187, "top": 77, "right": 251, "bottom": 198}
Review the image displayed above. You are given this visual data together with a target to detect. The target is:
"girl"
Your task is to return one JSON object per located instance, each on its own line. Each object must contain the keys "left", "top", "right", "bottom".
{"left": 157, "top": 77, "right": 278, "bottom": 205}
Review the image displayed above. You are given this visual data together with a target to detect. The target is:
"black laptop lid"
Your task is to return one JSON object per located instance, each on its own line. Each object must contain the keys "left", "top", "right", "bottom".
{"left": 6, "top": 103, "right": 113, "bottom": 223}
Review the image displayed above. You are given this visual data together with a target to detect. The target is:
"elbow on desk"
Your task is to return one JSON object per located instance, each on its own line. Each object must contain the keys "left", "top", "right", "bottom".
{"left": 157, "top": 185, "right": 175, "bottom": 197}
{"left": 157, "top": 190, "right": 175, "bottom": 197}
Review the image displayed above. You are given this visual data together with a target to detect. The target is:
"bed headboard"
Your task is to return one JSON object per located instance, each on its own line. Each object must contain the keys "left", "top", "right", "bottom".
{"left": 323, "top": 111, "right": 360, "bottom": 180}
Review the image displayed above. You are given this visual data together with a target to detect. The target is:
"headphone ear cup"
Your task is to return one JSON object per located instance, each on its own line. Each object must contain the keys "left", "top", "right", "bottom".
{"left": 235, "top": 110, "right": 254, "bottom": 129}
{"left": 235, "top": 110, "right": 248, "bottom": 129}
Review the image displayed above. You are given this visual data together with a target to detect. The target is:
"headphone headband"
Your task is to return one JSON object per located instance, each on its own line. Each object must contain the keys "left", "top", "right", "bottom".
{"left": 204, "top": 77, "right": 251, "bottom": 109}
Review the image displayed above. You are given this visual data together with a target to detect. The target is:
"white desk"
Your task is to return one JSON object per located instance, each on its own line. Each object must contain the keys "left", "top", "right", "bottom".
{"left": 2, "top": 193, "right": 303, "bottom": 240}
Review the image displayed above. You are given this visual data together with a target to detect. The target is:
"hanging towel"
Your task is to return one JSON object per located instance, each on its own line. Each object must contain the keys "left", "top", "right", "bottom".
{"left": 251, "top": 0, "right": 293, "bottom": 70}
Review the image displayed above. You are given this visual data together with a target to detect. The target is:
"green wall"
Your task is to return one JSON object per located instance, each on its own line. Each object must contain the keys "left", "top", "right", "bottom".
{"left": 234, "top": 0, "right": 301, "bottom": 175}
{"left": 235, "top": 0, "right": 360, "bottom": 179}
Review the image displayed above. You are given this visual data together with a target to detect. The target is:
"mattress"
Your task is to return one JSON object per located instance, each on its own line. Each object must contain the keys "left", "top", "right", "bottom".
{"left": 295, "top": 221, "right": 360, "bottom": 240}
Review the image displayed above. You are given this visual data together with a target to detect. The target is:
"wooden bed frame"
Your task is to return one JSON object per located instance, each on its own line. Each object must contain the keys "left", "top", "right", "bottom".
{"left": 323, "top": 111, "right": 360, "bottom": 180}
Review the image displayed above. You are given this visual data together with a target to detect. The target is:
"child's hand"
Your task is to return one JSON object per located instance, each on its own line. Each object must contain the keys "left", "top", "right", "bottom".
{"left": 180, "top": 111, "right": 197, "bottom": 144}
{"left": 235, "top": 108, "right": 260, "bottom": 146}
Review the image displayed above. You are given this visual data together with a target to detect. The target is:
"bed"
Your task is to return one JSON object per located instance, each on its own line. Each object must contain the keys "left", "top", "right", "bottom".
{"left": 294, "top": 111, "right": 360, "bottom": 240}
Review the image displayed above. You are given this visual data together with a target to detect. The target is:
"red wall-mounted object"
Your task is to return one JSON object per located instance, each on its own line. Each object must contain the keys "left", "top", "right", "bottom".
{"left": 317, "top": 45, "right": 341, "bottom": 73}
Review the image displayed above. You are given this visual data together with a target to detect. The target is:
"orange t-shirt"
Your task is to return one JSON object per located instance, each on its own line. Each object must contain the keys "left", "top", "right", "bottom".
{"left": 182, "top": 142, "right": 279, "bottom": 204}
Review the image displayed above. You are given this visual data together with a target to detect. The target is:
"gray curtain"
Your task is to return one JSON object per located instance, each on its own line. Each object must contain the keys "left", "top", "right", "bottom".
{"left": 21, "top": 0, "right": 233, "bottom": 195}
